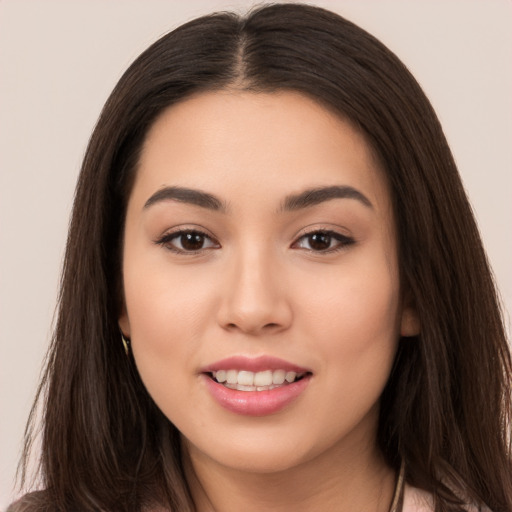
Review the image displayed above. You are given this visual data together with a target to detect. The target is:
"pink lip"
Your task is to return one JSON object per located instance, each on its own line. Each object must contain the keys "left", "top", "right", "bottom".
{"left": 201, "top": 355, "right": 312, "bottom": 416}
{"left": 203, "top": 375, "right": 311, "bottom": 416}
{"left": 201, "top": 355, "right": 310, "bottom": 374}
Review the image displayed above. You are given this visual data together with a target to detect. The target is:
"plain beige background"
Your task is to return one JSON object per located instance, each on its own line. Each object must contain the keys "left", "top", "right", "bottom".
{"left": 1, "top": 0, "right": 511, "bottom": 507}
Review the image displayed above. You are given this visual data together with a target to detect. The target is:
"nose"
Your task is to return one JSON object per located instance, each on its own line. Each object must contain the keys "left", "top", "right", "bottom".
{"left": 216, "top": 247, "right": 293, "bottom": 336}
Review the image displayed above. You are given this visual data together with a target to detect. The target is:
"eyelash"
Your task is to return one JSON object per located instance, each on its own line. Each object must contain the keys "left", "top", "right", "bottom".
{"left": 292, "top": 230, "right": 355, "bottom": 253}
{"left": 155, "top": 229, "right": 355, "bottom": 255}
{"left": 155, "top": 229, "right": 219, "bottom": 254}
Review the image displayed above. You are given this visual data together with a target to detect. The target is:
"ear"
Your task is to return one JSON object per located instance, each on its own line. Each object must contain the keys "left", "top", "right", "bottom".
{"left": 118, "top": 304, "right": 131, "bottom": 338}
{"left": 400, "top": 292, "right": 420, "bottom": 337}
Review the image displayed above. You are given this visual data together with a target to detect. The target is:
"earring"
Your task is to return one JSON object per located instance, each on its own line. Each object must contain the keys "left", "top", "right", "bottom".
{"left": 121, "top": 333, "right": 131, "bottom": 356}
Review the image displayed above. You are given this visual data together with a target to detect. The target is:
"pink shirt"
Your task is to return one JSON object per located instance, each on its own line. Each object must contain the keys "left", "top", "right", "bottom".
{"left": 404, "top": 484, "right": 487, "bottom": 512}
{"left": 403, "top": 485, "right": 434, "bottom": 511}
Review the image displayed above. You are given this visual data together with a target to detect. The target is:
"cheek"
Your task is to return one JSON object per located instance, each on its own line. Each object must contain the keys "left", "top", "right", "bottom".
{"left": 297, "top": 255, "right": 401, "bottom": 393}
{"left": 124, "top": 255, "right": 216, "bottom": 343}
{"left": 294, "top": 268, "right": 400, "bottom": 450}
{"left": 123, "top": 268, "right": 215, "bottom": 424}
{"left": 301, "top": 256, "right": 399, "bottom": 336}
{"left": 122, "top": 259, "right": 220, "bottom": 407}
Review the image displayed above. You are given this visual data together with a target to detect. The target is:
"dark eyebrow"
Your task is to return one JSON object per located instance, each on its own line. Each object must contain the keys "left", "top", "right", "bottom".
{"left": 144, "top": 186, "right": 226, "bottom": 212}
{"left": 282, "top": 185, "right": 373, "bottom": 211}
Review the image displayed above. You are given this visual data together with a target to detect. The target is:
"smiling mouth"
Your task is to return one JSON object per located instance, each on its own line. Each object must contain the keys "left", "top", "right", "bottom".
{"left": 208, "top": 369, "right": 309, "bottom": 392}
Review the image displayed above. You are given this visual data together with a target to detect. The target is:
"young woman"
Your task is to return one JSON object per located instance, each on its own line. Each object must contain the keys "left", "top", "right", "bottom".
{"left": 10, "top": 3, "right": 511, "bottom": 511}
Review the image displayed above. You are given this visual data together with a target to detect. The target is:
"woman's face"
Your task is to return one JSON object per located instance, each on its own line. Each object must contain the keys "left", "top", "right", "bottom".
{"left": 119, "top": 91, "right": 419, "bottom": 474}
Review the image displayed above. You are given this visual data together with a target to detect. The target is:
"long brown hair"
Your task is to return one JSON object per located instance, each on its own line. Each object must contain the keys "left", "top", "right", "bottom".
{"left": 13, "top": 4, "right": 511, "bottom": 511}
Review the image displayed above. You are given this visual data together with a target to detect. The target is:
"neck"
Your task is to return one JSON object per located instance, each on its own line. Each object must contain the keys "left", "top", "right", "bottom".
{"left": 183, "top": 432, "right": 396, "bottom": 512}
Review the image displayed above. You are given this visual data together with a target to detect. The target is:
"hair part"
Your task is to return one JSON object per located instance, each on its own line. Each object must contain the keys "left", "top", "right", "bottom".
{"left": 13, "top": 4, "right": 511, "bottom": 512}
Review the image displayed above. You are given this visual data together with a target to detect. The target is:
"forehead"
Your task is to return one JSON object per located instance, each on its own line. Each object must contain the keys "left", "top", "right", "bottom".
{"left": 133, "top": 90, "right": 390, "bottom": 214}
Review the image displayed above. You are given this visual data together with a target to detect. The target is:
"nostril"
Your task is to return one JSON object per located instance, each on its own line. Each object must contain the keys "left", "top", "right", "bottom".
{"left": 223, "top": 321, "right": 286, "bottom": 334}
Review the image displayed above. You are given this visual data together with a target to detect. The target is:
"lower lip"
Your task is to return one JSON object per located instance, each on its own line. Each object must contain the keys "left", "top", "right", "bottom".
{"left": 203, "top": 374, "right": 311, "bottom": 416}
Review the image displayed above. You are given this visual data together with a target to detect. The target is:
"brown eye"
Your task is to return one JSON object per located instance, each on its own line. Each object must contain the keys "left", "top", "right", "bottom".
{"left": 293, "top": 230, "right": 355, "bottom": 252}
{"left": 157, "top": 230, "right": 219, "bottom": 253}
{"left": 180, "top": 232, "right": 207, "bottom": 251}
{"left": 307, "top": 232, "right": 332, "bottom": 251}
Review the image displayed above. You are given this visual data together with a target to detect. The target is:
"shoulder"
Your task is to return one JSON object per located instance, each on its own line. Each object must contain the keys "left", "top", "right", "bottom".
{"left": 403, "top": 484, "right": 492, "bottom": 512}
{"left": 403, "top": 484, "right": 434, "bottom": 512}
{"left": 6, "top": 491, "right": 51, "bottom": 512}
{"left": 7, "top": 494, "right": 174, "bottom": 512}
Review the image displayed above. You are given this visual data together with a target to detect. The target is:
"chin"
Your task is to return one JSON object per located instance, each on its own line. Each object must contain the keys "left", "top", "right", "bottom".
{"left": 183, "top": 428, "right": 319, "bottom": 475}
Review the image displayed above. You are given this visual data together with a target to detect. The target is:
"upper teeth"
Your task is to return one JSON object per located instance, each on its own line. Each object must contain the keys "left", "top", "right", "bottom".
{"left": 212, "top": 369, "right": 301, "bottom": 387}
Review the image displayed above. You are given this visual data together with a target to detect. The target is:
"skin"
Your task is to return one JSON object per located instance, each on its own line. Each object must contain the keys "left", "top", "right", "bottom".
{"left": 119, "top": 90, "right": 420, "bottom": 512}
